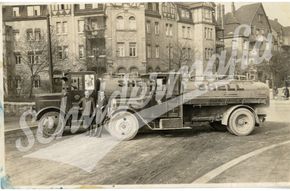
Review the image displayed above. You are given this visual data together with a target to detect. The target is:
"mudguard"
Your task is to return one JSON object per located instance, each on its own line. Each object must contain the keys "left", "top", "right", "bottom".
{"left": 221, "top": 105, "right": 260, "bottom": 126}
{"left": 109, "top": 106, "right": 153, "bottom": 130}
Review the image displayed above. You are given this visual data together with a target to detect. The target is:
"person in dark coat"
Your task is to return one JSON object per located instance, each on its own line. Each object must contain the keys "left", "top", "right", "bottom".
{"left": 79, "top": 90, "right": 95, "bottom": 135}
{"left": 94, "top": 91, "right": 107, "bottom": 137}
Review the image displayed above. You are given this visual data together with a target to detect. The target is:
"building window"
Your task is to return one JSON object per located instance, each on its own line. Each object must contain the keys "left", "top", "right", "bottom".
{"left": 129, "top": 42, "right": 137, "bottom": 57}
{"left": 258, "top": 14, "right": 262, "bottom": 22}
{"left": 13, "top": 30, "right": 20, "bottom": 41}
{"left": 166, "top": 23, "right": 173, "bottom": 36}
{"left": 146, "top": 21, "right": 151, "bottom": 33}
{"left": 56, "top": 22, "right": 61, "bottom": 34}
{"left": 129, "top": 16, "right": 136, "bottom": 30}
{"left": 63, "top": 46, "right": 68, "bottom": 59}
{"left": 154, "top": 22, "right": 159, "bottom": 35}
{"left": 26, "top": 29, "right": 33, "bottom": 41}
{"left": 79, "top": 45, "right": 84, "bottom": 59}
{"left": 34, "top": 29, "right": 41, "bottom": 41}
{"left": 117, "top": 42, "right": 125, "bottom": 57}
{"left": 15, "top": 76, "right": 21, "bottom": 89}
{"left": 188, "top": 48, "right": 191, "bottom": 59}
{"left": 13, "top": 7, "right": 19, "bottom": 17}
{"left": 63, "top": 21, "right": 68, "bottom": 34}
{"left": 33, "top": 75, "right": 40, "bottom": 88}
{"left": 57, "top": 46, "right": 68, "bottom": 60}
{"left": 182, "top": 26, "right": 186, "bottom": 38}
{"left": 27, "top": 6, "right": 40, "bottom": 16}
{"left": 78, "top": 20, "right": 84, "bottom": 33}
{"left": 155, "top": 45, "right": 159, "bottom": 58}
{"left": 205, "top": 48, "right": 213, "bottom": 60}
{"left": 187, "top": 27, "right": 191, "bottom": 39}
{"left": 116, "top": 16, "right": 124, "bottom": 30}
{"left": 166, "top": 23, "right": 169, "bottom": 36}
{"left": 79, "top": 4, "right": 85, "bottom": 9}
{"left": 147, "top": 3, "right": 153, "bottom": 10}
{"left": 147, "top": 44, "right": 151, "bottom": 58}
{"left": 15, "top": 53, "right": 21, "bottom": 64}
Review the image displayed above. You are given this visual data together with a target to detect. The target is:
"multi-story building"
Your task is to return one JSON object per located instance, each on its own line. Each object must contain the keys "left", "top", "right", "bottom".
{"left": 3, "top": 24, "right": 15, "bottom": 98}
{"left": 223, "top": 3, "right": 272, "bottom": 81}
{"left": 145, "top": 3, "right": 178, "bottom": 72}
{"left": 106, "top": 3, "right": 146, "bottom": 74}
{"left": 2, "top": 4, "right": 50, "bottom": 96}
{"left": 2, "top": 2, "right": 223, "bottom": 97}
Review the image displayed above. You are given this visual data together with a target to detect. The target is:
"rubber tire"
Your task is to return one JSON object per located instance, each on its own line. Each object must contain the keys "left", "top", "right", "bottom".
{"left": 228, "top": 108, "right": 255, "bottom": 136}
{"left": 210, "top": 122, "right": 227, "bottom": 132}
{"left": 39, "top": 111, "right": 65, "bottom": 137}
{"left": 106, "top": 111, "right": 139, "bottom": 141}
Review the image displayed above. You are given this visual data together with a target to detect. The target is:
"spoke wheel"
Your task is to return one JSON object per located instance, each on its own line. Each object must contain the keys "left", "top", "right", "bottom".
{"left": 228, "top": 108, "right": 255, "bottom": 136}
{"left": 107, "top": 111, "right": 139, "bottom": 141}
{"left": 39, "top": 111, "right": 65, "bottom": 137}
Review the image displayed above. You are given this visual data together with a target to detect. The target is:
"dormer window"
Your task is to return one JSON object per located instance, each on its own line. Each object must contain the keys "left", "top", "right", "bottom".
{"left": 12, "top": 7, "right": 19, "bottom": 17}
{"left": 27, "top": 6, "right": 40, "bottom": 16}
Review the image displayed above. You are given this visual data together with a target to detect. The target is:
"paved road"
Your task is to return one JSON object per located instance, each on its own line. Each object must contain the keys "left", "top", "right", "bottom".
{"left": 4, "top": 100, "right": 290, "bottom": 186}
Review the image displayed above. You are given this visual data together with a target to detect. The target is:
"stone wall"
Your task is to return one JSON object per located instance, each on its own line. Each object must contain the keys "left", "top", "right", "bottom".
{"left": 4, "top": 102, "right": 35, "bottom": 116}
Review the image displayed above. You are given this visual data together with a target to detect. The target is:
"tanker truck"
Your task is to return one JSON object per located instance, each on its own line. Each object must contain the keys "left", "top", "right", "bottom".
{"left": 34, "top": 71, "right": 269, "bottom": 140}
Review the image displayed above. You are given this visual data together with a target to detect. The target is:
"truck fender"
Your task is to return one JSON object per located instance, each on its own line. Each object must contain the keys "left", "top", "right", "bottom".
{"left": 221, "top": 105, "right": 260, "bottom": 126}
{"left": 109, "top": 106, "right": 153, "bottom": 130}
{"left": 36, "top": 106, "right": 65, "bottom": 121}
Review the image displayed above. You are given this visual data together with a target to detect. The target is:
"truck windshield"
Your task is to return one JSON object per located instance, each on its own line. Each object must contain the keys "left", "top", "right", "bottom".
{"left": 71, "top": 75, "right": 83, "bottom": 91}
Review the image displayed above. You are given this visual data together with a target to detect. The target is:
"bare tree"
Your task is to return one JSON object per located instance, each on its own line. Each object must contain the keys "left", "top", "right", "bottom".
{"left": 160, "top": 40, "right": 196, "bottom": 72}
{"left": 15, "top": 28, "right": 60, "bottom": 97}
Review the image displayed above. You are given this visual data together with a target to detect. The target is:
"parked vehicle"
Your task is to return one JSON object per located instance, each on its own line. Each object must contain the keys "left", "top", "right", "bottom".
{"left": 34, "top": 71, "right": 270, "bottom": 140}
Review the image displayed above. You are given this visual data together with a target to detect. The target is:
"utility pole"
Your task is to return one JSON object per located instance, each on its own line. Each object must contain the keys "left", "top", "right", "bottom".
{"left": 169, "top": 43, "right": 171, "bottom": 71}
{"left": 47, "top": 14, "right": 53, "bottom": 93}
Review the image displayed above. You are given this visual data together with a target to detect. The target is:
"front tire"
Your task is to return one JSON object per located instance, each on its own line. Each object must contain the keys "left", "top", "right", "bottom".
{"left": 106, "top": 111, "right": 139, "bottom": 141}
{"left": 39, "top": 111, "right": 65, "bottom": 137}
{"left": 228, "top": 108, "right": 255, "bottom": 136}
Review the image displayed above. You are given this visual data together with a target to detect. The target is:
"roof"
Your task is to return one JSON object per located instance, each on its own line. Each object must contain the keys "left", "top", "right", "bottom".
{"left": 284, "top": 26, "right": 290, "bottom": 36}
{"left": 234, "top": 3, "right": 261, "bottom": 25}
{"left": 269, "top": 19, "right": 284, "bottom": 34}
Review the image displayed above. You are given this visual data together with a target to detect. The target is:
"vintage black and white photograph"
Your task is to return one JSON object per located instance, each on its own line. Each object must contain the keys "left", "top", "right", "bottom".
{"left": 1, "top": 1, "right": 290, "bottom": 188}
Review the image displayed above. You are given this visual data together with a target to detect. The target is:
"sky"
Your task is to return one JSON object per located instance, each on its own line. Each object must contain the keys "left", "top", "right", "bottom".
{"left": 223, "top": 2, "right": 290, "bottom": 27}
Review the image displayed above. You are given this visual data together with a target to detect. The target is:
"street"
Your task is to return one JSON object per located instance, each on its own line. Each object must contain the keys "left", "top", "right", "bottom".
{"left": 4, "top": 100, "right": 290, "bottom": 186}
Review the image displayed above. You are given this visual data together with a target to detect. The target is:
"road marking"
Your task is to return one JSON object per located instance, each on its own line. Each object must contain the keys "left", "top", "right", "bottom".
{"left": 192, "top": 140, "right": 290, "bottom": 184}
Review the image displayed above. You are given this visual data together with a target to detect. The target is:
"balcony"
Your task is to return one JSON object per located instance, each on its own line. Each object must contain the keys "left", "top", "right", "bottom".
{"left": 216, "top": 40, "right": 224, "bottom": 48}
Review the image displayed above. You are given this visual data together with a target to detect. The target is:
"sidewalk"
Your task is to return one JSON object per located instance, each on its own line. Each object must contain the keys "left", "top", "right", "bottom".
{"left": 4, "top": 115, "right": 37, "bottom": 132}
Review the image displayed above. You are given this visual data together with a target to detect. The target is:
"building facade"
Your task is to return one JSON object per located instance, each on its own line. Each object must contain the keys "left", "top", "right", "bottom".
{"left": 223, "top": 3, "right": 272, "bottom": 81}
{"left": 3, "top": 2, "right": 223, "bottom": 97}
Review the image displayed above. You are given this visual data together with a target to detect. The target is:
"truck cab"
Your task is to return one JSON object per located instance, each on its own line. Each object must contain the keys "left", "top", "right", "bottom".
{"left": 35, "top": 71, "right": 100, "bottom": 136}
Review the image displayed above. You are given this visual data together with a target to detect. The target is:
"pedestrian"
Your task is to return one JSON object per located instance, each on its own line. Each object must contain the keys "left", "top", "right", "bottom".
{"left": 284, "top": 87, "right": 289, "bottom": 100}
{"left": 273, "top": 86, "right": 278, "bottom": 100}
{"left": 78, "top": 90, "right": 95, "bottom": 136}
{"left": 94, "top": 91, "right": 107, "bottom": 137}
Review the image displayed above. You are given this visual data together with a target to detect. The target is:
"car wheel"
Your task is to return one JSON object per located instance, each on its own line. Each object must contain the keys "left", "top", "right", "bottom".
{"left": 106, "top": 111, "right": 139, "bottom": 141}
{"left": 228, "top": 108, "right": 255, "bottom": 136}
{"left": 39, "top": 111, "right": 65, "bottom": 137}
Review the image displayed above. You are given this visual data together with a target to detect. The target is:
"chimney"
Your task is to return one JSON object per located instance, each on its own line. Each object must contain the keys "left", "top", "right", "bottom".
{"left": 216, "top": 4, "right": 221, "bottom": 26}
{"left": 274, "top": 18, "right": 278, "bottom": 22}
{"left": 221, "top": 4, "right": 225, "bottom": 29}
{"left": 231, "top": 2, "right": 236, "bottom": 15}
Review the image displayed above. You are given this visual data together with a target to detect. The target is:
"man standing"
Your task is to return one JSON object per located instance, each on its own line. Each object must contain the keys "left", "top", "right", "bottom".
{"left": 79, "top": 90, "right": 95, "bottom": 136}
{"left": 95, "top": 91, "right": 107, "bottom": 137}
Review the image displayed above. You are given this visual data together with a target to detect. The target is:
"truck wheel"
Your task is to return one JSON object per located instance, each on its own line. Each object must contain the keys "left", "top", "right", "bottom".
{"left": 210, "top": 122, "right": 227, "bottom": 132}
{"left": 39, "top": 111, "right": 65, "bottom": 137}
{"left": 106, "top": 111, "right": 139, "bottom": 141}
{"left": 228, "top": 108, "right": 255, "bottom": 136}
